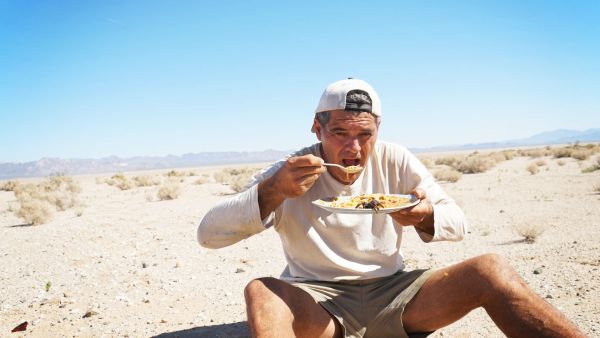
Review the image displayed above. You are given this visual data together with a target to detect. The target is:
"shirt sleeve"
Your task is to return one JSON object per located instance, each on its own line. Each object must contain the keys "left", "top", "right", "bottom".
{"left": 197, "top": 183, "right": 268, "bottom": 249}
{"left": 197, "top": 160, "right": 284, "bottom": 249}
{"left": 400, "top": 148, "right": 468, "bottom": 243}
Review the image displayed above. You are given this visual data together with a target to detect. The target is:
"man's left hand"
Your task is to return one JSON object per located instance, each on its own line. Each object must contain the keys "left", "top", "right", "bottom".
{"left": 390, "top": 188, "right": 433, "bottom": 228}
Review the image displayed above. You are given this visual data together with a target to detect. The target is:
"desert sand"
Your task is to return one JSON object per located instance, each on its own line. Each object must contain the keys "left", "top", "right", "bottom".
{"left": 1, "top": 151, "right": 599, "bottom": 337}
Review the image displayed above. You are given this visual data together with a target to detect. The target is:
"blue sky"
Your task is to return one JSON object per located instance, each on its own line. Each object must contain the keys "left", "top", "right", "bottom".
{"left": 1, "top": 0, "right": 599, "bottom": 163}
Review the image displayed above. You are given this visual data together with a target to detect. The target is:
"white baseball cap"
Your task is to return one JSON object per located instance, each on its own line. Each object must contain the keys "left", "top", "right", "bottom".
{"left": 314, "top": 78, "right": 382, "bottom": 116}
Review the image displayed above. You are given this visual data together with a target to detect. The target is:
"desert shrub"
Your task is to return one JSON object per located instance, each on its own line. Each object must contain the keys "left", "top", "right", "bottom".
{"left": 455, "top": 156, "right": 495, "bottom": 174}
{"left": 214, "top": 167, "right": 260, "bottom": 192}
{"left": 157, "top": 180, "right": 181, "bottom": 200}
{"left": 552, "top": 147, "right": 571, "bottom": 158}
{"left": 106, "top": 173, "right": 133, "bottom": 190}
{"left": 487, "top": 151, "right": 509, "bottom": 163}
{"left": 519, "top": 148, "right": 548, "bottom": 158}
{"left": 556, "top": 159, "right": 566, "bottom": 166}
{"left": 514, "top": 223, "right": 545, "bottom": 243}
{"left": 0, "top": 180, "right": 20, "bottom": 191}
{"left": 535, "top": 159, "right": 546, "bottom": 167}
{"left": 194, "top": 175, "right": 210, "bottom": 185}
{"left": 47, "top": 174, "right": 82, "bottom": 194}
{"left": 16, "top": 198, "right": 54, "bottom": 225}
{"left": 165, "top": 170, "right": 188, "bottom": 178}
{"left": 417, "top": 157, "right": 433, "bottom": 169}
{"left": 134, "top": 175, "right": 161, "bottom": 187}
{"left": 582, "top": 164, "right": 600, "bottom": 173}
{"left": 434, "top": 168, "right": 462, "bottom": 183}
{"left": 434, "top": 156, "right": 463, "bottom": 167}
{"left": 499, "top": 150, "right": 516, "bottom": 161}
{"left": 12, "top": 175, "right": 82, "bottom": 224}
{"left": 527, "top": 164, "right": 539, "bottom": 175}
{"left": 571, "top": 149, "right": 592, "bottom": 161}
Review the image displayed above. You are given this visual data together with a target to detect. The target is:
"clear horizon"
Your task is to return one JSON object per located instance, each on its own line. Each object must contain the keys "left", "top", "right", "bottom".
{"left": 1, "top": 1, "right": 599, "bottom": 162}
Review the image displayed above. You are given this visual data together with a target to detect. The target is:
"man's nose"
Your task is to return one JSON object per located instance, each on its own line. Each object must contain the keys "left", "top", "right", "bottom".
{"left": 346, "top": 138, "right": 361, "bottom": 152}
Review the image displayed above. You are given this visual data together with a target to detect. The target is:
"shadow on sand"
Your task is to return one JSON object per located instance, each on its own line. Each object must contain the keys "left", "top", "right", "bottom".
{"left": 152, "top": 321, "right": 250, "bottom": 338}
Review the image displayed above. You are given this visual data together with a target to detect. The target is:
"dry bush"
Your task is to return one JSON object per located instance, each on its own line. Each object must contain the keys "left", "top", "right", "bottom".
{"left": 455, "top": 156, "right": 495, "bottom": 174}
{"left": 514, "top": 223, "right": 546, "bottom": 243}
{"left": 502, "top": 149, "right": 517, "bottom": 160}
{"left": 434, "top": 168, "right": 462, "bottom": 183}
{"left": 106, "top": 173, "right": 133, "bottom": 190}
{"left": 16, "top": 198, "right": 54, "bottom": 225}
{"left": 571, "top": 149, "right": 592, "bottom": 161}
{"left": 556, "top": 159, "right": 566, "bottom": 166}
{"left": 519, "top": 148, "right": 548, "bottom": 158}
{"left": 134, "top": 175, "right": 161, "bottom": 187}
{"left": 0, "top": 180, "right": 20, "bottom": 191}
{"left": 12, "top": 175, "right": 82, "bottom": 224}
{"left": 214, "top": 167, "right": 260, "bottom": 192}
{"left": 552, "top": 147, "right": 571, "bottom": 158}
{"left": 194, "top": 175, "right": 210, "bottom": 185}
{"left": 157, "top": 180, "right": 181, "bottom": 200}
{"left": 527, "top": 163, "right": 539, "bottom": 175}
{"left": 487, "top": 151, "right": 515, "bottom": 163}
{"left": 165, "top": 170, "right": 189, "bottom": 178}
{"left": 535, "top": 159, "right": 546, "bottom": 167}
{"left": 594, "top": 183, "right": 600, "bottom": 194}
{"left": 552, "top": 144, "right": 594, "bottom": 161}
{"left": 434, "top": 156, "right": 463, "bottom": 167}
{"left": 417, "top": 157, "right": 433, "bottom": 169}
{"left": 582, "top": 164, "right": 600, "bottom": 173}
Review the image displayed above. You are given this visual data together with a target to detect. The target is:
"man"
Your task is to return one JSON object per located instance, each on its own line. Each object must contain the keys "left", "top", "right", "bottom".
{"left": 198, "top": 79, "right": 585, "bottom": 337}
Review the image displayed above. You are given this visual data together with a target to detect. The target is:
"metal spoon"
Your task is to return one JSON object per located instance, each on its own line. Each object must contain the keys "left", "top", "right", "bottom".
{"left": 322, "top": 162, "right": 364, "bottom": 174}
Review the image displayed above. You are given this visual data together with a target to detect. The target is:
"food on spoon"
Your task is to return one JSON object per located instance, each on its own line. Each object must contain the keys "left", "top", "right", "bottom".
{"left": 343, "top": 165, "right": 363, "bottom": 173}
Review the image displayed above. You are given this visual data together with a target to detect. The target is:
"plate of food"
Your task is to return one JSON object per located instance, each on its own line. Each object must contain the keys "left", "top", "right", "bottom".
{"left": 312, "top": 193, "right": 420, "bottom": 214}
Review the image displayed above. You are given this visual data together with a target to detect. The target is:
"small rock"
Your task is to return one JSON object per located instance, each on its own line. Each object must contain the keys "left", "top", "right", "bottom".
{"left": 82, "top": 310, "right": 98, "bottom": 318}
{"left": 235, "top": 268, "right": 245, "bottom": 273}
{"left": 160, "top": 319, "right": 167, "bottom": 324}
{"left": 499, "top": 209, "right": 505, "bottom": 213}
{"left": 142, "top": 263, "right": 148, "bottom": 268}
{"left": 533, "top": 268, "right": 542, "bottom": 275}
{"left": 545, "top": 294, "right": 553, "bottom": 299}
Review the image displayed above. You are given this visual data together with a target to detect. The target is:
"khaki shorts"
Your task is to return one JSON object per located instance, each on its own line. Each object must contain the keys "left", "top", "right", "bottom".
{"left": 290, "top": 269, "right": 435, "bottom": 338}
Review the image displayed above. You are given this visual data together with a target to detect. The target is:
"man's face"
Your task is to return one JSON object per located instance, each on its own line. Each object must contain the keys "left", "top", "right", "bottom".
{"left": 313, "top": 110, "right": 379, "bottom": 184}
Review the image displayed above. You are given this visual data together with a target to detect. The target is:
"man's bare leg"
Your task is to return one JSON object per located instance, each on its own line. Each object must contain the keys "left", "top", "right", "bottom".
{"left": 244, "top": 277, "right": 342, "bottom": 338}
{"left": 403, "top": 254, "right": 586, "bottom": 337}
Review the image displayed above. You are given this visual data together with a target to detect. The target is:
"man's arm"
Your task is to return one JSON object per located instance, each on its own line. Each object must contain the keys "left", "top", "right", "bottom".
{"left": 389, "top": 146, "right": 467, "bottom": 242}
{"left": 198, "top": 154, "right": 325, "bottom": 249}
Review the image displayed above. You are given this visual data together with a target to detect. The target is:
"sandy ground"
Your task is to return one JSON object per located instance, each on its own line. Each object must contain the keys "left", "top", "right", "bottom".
{"left": 1, "top": 153, "right": 599, "bottom": 337}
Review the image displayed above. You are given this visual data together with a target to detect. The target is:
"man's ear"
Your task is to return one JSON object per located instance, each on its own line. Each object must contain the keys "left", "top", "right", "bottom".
{"left": 311, "top": 119, "right": 322, "bottom": 141}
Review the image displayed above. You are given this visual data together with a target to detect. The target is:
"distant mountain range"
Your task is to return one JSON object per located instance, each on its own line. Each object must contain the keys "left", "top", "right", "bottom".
{"left": 410, "top": 128, "right": 600, "bottom": 153}
{"left": 1, "top": 128, "right": 599, "bottom": 180}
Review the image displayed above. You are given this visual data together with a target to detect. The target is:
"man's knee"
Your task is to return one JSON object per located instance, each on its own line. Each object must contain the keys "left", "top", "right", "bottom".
{"left": 244, "top": 277, "right": 280, "bottom": 305}
{"left": 467, "top": 254, "right": 526, "bottom": 297}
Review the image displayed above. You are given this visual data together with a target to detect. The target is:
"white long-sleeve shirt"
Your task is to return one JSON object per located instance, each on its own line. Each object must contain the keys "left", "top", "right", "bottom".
{"left": 198, "top": 141, "right": 467, "bottom": 281}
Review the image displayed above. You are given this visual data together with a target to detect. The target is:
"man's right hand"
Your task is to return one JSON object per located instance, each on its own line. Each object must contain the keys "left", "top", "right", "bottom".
{"left": 273, "top": 155, "right": 326, "bottom": 198}
{"left": 258, "top": 154, "right": 326, "bottom": 219}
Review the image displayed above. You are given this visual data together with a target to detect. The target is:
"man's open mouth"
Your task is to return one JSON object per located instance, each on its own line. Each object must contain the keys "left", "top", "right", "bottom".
{"left": 342, "top": 159, "right": 361, "bottom": 167}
